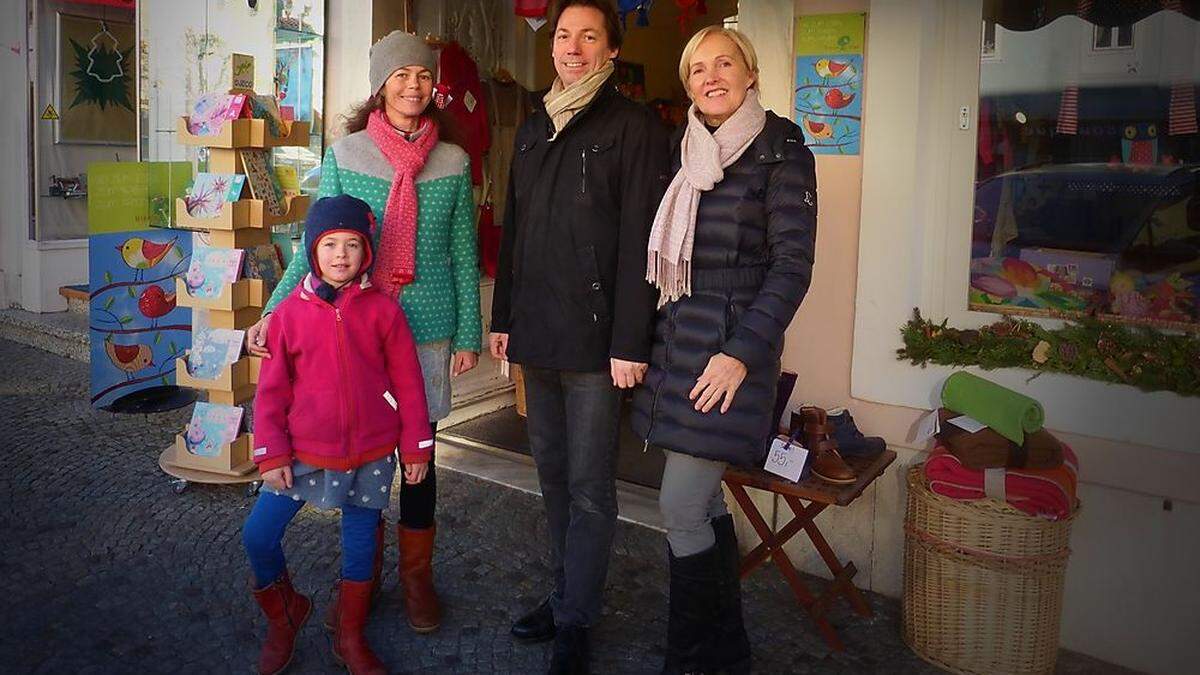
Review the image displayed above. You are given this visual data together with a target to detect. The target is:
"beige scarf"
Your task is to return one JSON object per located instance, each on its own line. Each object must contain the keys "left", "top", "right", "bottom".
{"left": 543, "top": 60, "right": 615, "bottom": 141}
{"left": 646, "top": 88, "right": 767, "bottom": 307}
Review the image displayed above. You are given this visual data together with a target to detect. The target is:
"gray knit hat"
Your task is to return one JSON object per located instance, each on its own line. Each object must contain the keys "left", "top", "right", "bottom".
{"left": 369, "top": 31, "right": 438, "bottom": 95}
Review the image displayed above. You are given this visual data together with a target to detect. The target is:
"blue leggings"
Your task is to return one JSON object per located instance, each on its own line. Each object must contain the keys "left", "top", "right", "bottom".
{"left": 242, "top": 491, "right": 380, "bottom": 588}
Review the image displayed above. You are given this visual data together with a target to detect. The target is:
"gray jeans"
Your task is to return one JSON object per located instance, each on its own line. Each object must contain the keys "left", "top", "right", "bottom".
{"left": 522, "top": 366, "right": 622, "bottom": 628}
{"left": 659, "top": 449, "right": 729, "bottom": 556}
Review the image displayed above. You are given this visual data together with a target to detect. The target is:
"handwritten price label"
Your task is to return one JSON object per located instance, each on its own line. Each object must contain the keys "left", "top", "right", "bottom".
{"left": 763, "top": 435, "right": 808, "bottom": 483}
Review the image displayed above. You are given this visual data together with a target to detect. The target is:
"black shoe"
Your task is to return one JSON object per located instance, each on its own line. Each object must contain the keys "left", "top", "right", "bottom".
{"left": 662, "top": 543, "right": 721, "bottom": 675}
{"left": 828, "top": 408, "right": 886, "bottom": 458}
{"left": 512, "top": 596, "right": 557, "bottom": 643}
{"left": 711, "top": 515, "right": 752, "bottom": 674}
{"left": 548, "top": 625, "right": 589, "bottom": 675}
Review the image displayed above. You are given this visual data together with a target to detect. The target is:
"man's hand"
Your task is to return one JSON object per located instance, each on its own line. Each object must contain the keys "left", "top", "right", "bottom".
{"left": 451, "top": 351, "right": 478, "bottom": 377}
{"left": 610, "top": 358, "right": 648, "bottom": 389}
{"left": 488, "top": 332, "right": 509, "bottom": 361}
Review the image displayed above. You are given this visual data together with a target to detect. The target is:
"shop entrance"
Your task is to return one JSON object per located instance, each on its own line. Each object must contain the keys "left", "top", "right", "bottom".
{"left": 379, "top": 0, "right": 738, "bottom": 489}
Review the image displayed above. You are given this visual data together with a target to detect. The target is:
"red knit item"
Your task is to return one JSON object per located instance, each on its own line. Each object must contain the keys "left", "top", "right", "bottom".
{"left": 437, "top": 42, "right": 490, "bottom": 185}
{"left": 366, "top": 111, "right": 440, "bottom": 296}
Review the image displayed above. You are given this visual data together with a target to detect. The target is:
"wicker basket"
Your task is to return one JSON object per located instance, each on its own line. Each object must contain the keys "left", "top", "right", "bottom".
{"left": 902, "top": 465, "right": 1078, "bottom": 675}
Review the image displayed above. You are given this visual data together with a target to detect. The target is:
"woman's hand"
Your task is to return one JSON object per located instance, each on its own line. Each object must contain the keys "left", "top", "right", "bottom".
{"left": 689, "top": 353, "right": 747, "bottom": 414}
{"left": 261, "top": 465, "right": 293, "bottom": 491}
{"left": 246, "top": 314, "right": 272, "bottom": 358}
{"left": 451, "top": 351, "right": 478, "bottom": 377}
{"left": 403, "top": 461, "right": 429, "bottom": 485}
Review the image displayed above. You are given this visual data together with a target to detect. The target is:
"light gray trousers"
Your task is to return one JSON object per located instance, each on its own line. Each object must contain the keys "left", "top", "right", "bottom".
{"left": 658, "top": 449, "right": 730, "bottom": 556}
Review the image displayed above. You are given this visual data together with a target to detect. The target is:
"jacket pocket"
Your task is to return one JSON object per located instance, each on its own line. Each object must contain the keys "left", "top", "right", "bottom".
{"left": 578, "top": 136, "right": 616, "bottom": 200}
{"left": 287, "top": 385, "right": 342, "bottom": 447}
{"left": 576, "top": 245, "right": 610, "bottom": 323}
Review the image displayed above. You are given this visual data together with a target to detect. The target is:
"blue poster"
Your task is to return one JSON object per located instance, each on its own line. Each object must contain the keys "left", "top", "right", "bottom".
{"left": 88, "top": 230, "right": 193, "bottom": 408}
{"left": 794, "top": 55, "right": 863, "bottom": 155}
{"left": 276, "top": 47, "right": 314, "bottom": 122}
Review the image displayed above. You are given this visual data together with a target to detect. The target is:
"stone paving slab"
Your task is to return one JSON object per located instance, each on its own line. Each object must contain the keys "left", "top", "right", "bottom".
{"left": 0, "top": 339, "right": 1135, "bottom": 674}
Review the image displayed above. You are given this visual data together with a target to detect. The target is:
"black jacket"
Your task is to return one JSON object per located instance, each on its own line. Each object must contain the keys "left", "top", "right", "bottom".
{"left": 490, "top": 77, "right": 671, "bottom": 372}
{"left": 630, "top": 111, "right": 817, "bottom": 466}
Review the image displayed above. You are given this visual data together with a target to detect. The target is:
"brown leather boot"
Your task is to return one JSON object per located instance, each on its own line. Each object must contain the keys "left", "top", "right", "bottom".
{"left": 810, "top": 439, "right": 857, "bottom": 484}
{"left": 398, "top": 525, "right": 440, "bottom": 633}
{"left": 331, "top": 579, "right": 387, "bottom": 675}
{"left": 250, "top": 571, "right": 312, "bottom": 675}
{"left": 325, "top": 518, "right": 385, "bottom": 631}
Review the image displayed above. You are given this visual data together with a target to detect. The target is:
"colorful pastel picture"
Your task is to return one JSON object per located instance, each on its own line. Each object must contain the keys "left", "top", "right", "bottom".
{"left": 242, "top": 243, "right": 285, "bottom": 296}
{"left": 276, "top": 47, "right": 314, "bottom": 122}
{"left": 969, "top": 256, "right": 1095, "bottom": 313}
{"left": 89, "top": 230, "right": 192, "bottom": 409}
{"left": 185, "top": 173, "right": 246, "bottom": 217}
{"left": 185, "top": 402, "right": 244, "bottom": 457}
{"left": 187, "top": 93, "right": 247, "bottom": 136}
{"left": 185, "top": 245, "right": 245, "bottom": 299}
{"left": 188, "top": 327, "right": 245, "bottom": 380}
{"left": 794, "top": 55, "right": 862, "bottom": 154}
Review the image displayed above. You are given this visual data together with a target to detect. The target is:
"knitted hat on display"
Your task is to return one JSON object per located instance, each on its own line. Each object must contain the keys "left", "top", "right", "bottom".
{"left": 369, "top": 30, "right": 437, "bottom": 95}
{"left": 304, "top": 195, "right": 376, "bottom": 302}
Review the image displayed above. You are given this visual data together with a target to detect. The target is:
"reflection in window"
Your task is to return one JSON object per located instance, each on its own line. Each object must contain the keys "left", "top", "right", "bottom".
{"left": 971, "top": 5, "right": 1200, "bottom": 331}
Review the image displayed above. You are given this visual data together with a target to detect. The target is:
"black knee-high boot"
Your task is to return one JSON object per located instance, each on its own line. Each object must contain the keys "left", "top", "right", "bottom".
{"left": 711, "top": 515, "right": 752, "bottom": 673}
{"left": 663, "top": 542, "right": 721, "bottom": 675}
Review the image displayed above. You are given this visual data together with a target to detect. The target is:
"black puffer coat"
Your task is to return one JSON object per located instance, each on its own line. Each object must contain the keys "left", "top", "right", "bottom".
{"left": 630, "top": 111, "right": 817, "bottom": 467}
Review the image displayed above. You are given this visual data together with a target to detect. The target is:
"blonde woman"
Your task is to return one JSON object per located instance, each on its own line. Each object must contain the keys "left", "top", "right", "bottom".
{"left": 630, "top": 27, "right": 817, "bottom": 673}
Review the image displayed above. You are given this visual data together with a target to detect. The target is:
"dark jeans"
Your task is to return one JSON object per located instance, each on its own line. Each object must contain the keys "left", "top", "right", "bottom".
{"left": 521, "top": 366, "right": 622, "bottom": 628}
{"left": 397, "top": 421, "right": 437, "bottom": 529}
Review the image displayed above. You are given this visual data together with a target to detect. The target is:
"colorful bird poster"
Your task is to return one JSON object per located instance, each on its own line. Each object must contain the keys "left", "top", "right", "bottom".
{"left": 794, "top": 13, "right": 865, "bottom": 155}
{"left": 87, "top": 161, "right": 194, "bottom": 409}
{"left": 275, "top": 46, "right": 313, "bottom": 122}
{"left": 56, "top": 13, "right": 136, "bottom": 145}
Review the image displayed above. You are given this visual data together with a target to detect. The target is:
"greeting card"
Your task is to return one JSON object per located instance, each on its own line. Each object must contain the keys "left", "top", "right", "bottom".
{"left": 185, "top": 402, "right": 244, "bottom": 457}
{"left": 185, "top": 173, "right": 246, "bottom": 217}
{"left": 187, "top": 93, "right": 248, "bottom": 136}
{"left": 185, "top": 245, "right": 245, "bottom": 299}
{"left": 188, "top": 327, "right": 245, "bottom": 380}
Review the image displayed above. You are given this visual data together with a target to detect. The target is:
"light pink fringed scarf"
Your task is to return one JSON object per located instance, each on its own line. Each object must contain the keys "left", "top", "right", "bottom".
{"left": 366, "top": 109, "right": 440, "bottom": 297}
{"left": 646, "top": 88, "right": 766, "bottom": 307}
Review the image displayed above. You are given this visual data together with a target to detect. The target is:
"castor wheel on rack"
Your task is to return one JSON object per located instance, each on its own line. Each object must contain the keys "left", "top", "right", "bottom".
{"left": 245, "top": 481, "right": 261, "bottom": 497}
{"left": 172, "top": 478, "right": 189, "bottom": 494}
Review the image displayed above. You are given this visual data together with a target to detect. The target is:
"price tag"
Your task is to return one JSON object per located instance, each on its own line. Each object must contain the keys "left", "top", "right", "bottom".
{"left": 946, "top": 414, "right": 988, "bottom": 433}
{"left": 763, "top": 435, "right": 808, "bottom": 482}
{"left": 913, "top": 409, "right": 940, "bottom": 443}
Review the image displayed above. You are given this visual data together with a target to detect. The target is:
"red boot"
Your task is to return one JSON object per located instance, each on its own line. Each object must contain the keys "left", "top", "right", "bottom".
{"left": 332, "top": 578, "right": 387, "bottom": 675}
{"left": 250, "top": 572, "right": 312, "bottom": 675}
{"left": 325, "top": 517, "right": 385, "bottom": 631}
{"left": 398, "top": 525, "right": 440, "bottom": 633}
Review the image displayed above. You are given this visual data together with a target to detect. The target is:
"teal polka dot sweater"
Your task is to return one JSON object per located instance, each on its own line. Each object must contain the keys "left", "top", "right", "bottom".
{"left": 265, "top": 130, "right": 482, "bottom": 353}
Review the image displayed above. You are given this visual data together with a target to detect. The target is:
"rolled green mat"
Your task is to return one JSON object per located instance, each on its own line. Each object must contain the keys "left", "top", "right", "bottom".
{"left": 940, "top": 371, "right": 1044, "bottom": 445}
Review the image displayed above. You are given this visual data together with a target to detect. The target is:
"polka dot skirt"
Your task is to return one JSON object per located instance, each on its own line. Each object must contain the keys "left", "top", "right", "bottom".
{"left": 263, "top": 454, "right": 397, "bottom": 511}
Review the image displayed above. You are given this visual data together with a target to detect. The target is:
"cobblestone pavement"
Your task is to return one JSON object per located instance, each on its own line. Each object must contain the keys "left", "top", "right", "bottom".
{"left": 0, "top": 339, "right": 1132, "bottom": 674}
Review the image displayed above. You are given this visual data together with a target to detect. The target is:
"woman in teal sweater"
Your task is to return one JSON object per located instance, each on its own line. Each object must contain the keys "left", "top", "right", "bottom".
{"left": 246, "top": 31, "right": 480, "bottom": 634}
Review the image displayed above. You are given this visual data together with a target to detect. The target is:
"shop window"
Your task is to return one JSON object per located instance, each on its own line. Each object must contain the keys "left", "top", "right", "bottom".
{"left": 971, "top": 7, "right": 1200, "bottom": 332}
{"left": 1092, "top": 24, "right": 1134, "bottom": 51}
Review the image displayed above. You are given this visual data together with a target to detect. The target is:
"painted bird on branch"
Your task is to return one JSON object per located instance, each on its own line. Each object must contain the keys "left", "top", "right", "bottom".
{"left": 117, "top": 236, "right": 177, "bottom": 281}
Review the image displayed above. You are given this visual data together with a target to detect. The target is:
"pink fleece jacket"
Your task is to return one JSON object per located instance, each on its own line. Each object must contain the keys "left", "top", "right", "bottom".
{"left": 253, "top": 273, "right": 434, "bottom": 473}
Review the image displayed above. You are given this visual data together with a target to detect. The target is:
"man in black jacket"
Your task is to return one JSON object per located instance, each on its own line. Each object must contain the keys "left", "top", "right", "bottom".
{"left": 488, "top": 1, "right": 669, "bottom": 672}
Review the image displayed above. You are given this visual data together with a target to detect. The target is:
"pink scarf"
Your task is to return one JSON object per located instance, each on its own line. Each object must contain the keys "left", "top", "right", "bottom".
{"left": 366, "top": 109, "right": 440, "bottom": 296}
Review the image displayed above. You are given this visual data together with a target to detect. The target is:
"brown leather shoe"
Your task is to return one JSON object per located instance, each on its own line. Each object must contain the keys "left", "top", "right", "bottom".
{"left": 325, "top": 517, "right": 385, "bottom": 632}
{"left": 796, "top": 405, "right": 837, "bottom": 450}
{"left": 398, "top": 525, "right": 440, "bottom": 633}
{"left": 810, "top": 439, "right": 857, "bottom": 484}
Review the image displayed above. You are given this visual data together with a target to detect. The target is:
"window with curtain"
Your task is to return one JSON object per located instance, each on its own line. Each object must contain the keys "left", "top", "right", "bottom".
{"left": 970, "top": 1, "right": 1200, "bottom": 331}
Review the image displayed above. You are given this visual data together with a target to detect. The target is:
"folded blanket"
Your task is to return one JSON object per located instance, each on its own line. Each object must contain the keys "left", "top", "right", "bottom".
{"left": 941, "top": 371, "right": 1044, "bottom": 444}
{"left": 924, "top": 444, "right": 1078, "bottom": 520}
{"left": 937, "top": 408, "right": 1063, "bottom": 470}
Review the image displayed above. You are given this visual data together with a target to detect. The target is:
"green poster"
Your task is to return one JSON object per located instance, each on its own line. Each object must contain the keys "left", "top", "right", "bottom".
{"left": 88, "top": 161, "right": 192, "bottom": 234}
{"left": 794, "top": 13, "right": 866, "bottom": 56}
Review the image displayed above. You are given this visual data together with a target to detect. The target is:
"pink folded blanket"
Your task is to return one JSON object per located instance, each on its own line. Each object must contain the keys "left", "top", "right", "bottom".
{"left": 924, "top": 444, "right": 1079, "bottom": 520}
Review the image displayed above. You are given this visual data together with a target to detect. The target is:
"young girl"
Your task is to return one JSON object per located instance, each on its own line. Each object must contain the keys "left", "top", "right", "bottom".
{"left": 243, "top": 194, "right": 433, "bottom": 675}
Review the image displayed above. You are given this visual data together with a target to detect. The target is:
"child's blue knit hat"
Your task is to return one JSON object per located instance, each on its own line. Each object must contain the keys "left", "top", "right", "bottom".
{"left": 304, "top": 195, "right": 376, "bottom": 301}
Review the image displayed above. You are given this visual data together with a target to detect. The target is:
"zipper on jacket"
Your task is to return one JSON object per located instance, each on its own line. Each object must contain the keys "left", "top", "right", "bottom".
{"left": 334, "top": 307, "right": 356, "bottom": 458}
{"left": 643, "top": 304, "right": 675, "bottom": 452}
{"left": 580, "top": 149, "right": 588, "bottom": 195}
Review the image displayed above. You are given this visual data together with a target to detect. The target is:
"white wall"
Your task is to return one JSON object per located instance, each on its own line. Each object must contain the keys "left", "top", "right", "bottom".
{"left": 0, "top": 0, "right": 31, "bottom": 309}
{"left": 324, "top": 0, "right": 371, "bottom": 142}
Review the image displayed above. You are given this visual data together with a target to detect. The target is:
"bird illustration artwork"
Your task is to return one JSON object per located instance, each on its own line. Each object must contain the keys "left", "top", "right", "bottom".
{"left": 104, "top": 337, "right": 154, "bottom": 380}
{"left": 802, "top": 117, "right": 835, "bottom": 140}
{"left": 824, "top": 88, "right": 856, "bottom": 109}
{"left": 814, "top": 58, "right": 855, "bottom": 80}
{"left": 1121, "top": 123, "right": 1158, "bottom": 165}
{"left": 137, "top": 284, "right": 177, "bottom": 327}
{"left": 116, "top": 236, "right": 178, "bottom": 281}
